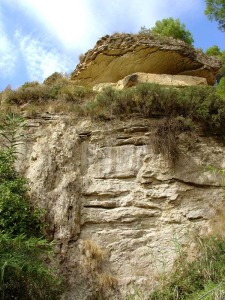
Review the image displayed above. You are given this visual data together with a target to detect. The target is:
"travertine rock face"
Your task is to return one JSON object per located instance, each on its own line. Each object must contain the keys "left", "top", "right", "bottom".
{"left": 93, "top": 73, "right": 207, "bottom": 92}
{"left": 71, "top": 33, "right": 221, "bottom": 86}
{"left": 17, "top": 115, "right": 225, "bottom": 299}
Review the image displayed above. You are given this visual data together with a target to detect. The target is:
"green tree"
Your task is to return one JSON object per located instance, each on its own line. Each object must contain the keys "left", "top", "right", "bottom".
{"left": 144, "top": 17, "right": 194, "bottom": 45}
{"left": 205, "top": 45, "right": 221, "bottom": 56}
{"left": 205, "top": 0, "right": 225, "bottom": 31}
{"left": 0, "top": 234, "right": 62, "bottom": 300}
{"left": 0, "top": 113, "right": 63, "bottom": 299}
{"left": 205, "top": 45, "right": 225, "bottom": 89}
{"left": 217, "top": 77, "right": 225, "bottom": 97}
{"left": 0, "top": 114, "right": 42, "bottom": 236}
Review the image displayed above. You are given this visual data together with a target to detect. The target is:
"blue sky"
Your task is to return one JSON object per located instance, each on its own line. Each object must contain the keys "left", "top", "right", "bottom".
{"left": 0, "top": 0, "right": 224, "bottom": 91}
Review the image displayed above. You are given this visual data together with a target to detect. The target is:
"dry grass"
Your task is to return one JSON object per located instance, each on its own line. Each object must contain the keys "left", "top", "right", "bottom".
{"left": 98, "top": 272, "right": 118, "bottom": 290}
{"left": 209, "top": 206, "right": 225, "bottom": 237}
{"left": 83, "top": 239, "right": 106, "bottom": 271}
{"left": 81, "top": 240, "right": 118, "bottom": 298}
{"left": 152, "top": 117, "right": 193, "bottom": 165}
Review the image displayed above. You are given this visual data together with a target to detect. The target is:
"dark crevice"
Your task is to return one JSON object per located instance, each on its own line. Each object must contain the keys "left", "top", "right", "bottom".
{"left": 171, "top": 177, "right": 222, "bottom": 189}
{"left": 83, "top": 205, "right": 117, "bottom": 209}
{"left": 82, "top": 191, "right": 130, "bottom": 197}
{"left": 81, "top": 192, "right": 129, "bottom": 199}
{"left": 135, "top": 205, "right": 162, "bottom": 210}
{"left": 94, "top": 175, "right": 136, "bottom": 180}
{"left": 81, "top": 218, "right": 155, "bottom": 226}
{"left": 141, "top": 177, "right": 222, "bottom": 189}
{"left": 102, "top": 49, "right": 137, "bottom": 57}
{"left": 114, "top": 142, "right": 147, "bottom": 146}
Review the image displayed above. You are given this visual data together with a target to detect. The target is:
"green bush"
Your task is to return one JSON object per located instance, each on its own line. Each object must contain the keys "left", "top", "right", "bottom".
{"left": 140, "top": 18, "right": 194, "bottom": 45}
{"left": 43, "top": 72, "right": 64, "bottom": 86}
{"left": 5, "top": 78, "right": 225, "bottom": 134}
{"left": 0, "top": 151, "right": 43, "bottom": 236}
{"left": 216, "top": 77, "right": 225, "bottom": 98}
{"left": 0, "top": 113, "right": 63, "bottom": 299}
{"left": 6, "top": 85, "right": 54, "bottom": 105}
{"left": 20, "top": 81, "right": 40, "bottom": 89}
{"left": 149, "top": 234, "right": 225, "bottom": 300}
{"left": 0, "top": 234, "right": 63, "bottom": 300}
{"left": 84, "top": 84, "right": 225, "bottom": 131}
{"left": 58, "top": 84, "right": 94, "bottom": 102}
{"left": 4, "top": 77, "right": 95, "bottom": 107}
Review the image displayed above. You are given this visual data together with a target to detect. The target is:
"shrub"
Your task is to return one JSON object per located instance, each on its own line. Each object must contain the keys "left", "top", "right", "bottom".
{"left": 149, "top": 233, "right": 225, "bottom": 300}
{"left": 43, "top": 72, "right": 64, "bottom": 86}
{"left": 0, "top": 234, "right": 63, "bottom": 300}
{"left": 216, "top": 77, "right": 225, "bottom": 98}
{"left": 88, "top": 87, "right": 120, "bottom": 119}
{"left": 5, "top": 85, "right": 54, "bottom": 105}
{"left": 20, "top": 81, "right": 40, "bottom": 89}
{"left": 84, "top": 83, "right": 225, "bottom": 132}
{"left": 0, "top": 157, "right": 43, "bottom": 236}
{"left": 0, "top": 113, "right": 63, "bottom": 299}
{"left": 0, "top": 113, "right": 44, "bottom": 237}
{"left": 4, "top": 77, "right": 95, "bottom": 109}
{"left": 149, "top": 209, "right": 225, "bottom": 300}
{"left": 139, "top": 18, "right": 194, "bottom": 45}
{"left": 58, "top": 84, "right": 94, "bottom": 102}
{"left": 179, "top": 85, "right": 225, "bottom": 129}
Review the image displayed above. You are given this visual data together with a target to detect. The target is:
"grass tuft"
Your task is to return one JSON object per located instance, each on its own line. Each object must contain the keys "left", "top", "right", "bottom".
{"left": 148, "top": 214, "right": 225, "bottom": 300}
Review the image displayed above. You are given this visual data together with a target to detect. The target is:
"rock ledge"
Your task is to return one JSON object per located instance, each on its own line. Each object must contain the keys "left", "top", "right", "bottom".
{"left": 71, "top": 33, "right": 221, "bottom": 86}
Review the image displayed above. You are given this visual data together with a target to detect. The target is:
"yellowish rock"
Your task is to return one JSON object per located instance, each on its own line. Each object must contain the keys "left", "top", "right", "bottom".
{"left": 71, "top": 33, "right": 221, "bottom": 86}
{"left": 93, "top": 73, "right": 208, "bottom": 91}
{"left": 17, "top": 117, "right": 225, "bottom": 299}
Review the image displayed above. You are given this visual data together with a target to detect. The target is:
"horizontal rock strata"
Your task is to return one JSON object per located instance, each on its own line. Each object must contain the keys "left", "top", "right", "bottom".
{"left": 17, "top": 115, "right": 225, "bottom": 299}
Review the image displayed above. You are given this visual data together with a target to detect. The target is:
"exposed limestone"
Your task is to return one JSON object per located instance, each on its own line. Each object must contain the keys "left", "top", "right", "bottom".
{"left": 93, "top": 73, "right": 207, "bottom": 91}
{"left": 17, "top": 116, "right": 225, "bottom": 299}
{"left": 71, "top": 33, "right": 221, "bottom": 86}
{"left": 93, "top": 82, "right": 117, "bottom": 92}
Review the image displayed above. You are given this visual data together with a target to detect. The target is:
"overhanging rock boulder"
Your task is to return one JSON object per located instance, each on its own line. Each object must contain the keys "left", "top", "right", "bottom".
{"left": 93, "top": 73, "right": 208, "bottom": 92}
{"left": 71, "top": 33, "right": 221, "bottom": 86}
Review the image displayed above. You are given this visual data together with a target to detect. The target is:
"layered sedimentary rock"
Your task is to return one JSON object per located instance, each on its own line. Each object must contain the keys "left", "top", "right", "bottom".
{"left": 71, "top": 33, "right": 221, "bottom": 86}
{"left": 93, "top": 73, "right": 207, "bottom": 92}
{"left": 17, "top": 114, "right": 225, "bottom": 299}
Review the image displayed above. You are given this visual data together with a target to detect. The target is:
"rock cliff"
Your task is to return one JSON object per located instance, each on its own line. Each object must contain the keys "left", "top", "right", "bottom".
{"left": 17, "top": 114, "right": 225, "bottom": 299}
{"left": 71, "top": 33, "right": 221, "bottom": 86}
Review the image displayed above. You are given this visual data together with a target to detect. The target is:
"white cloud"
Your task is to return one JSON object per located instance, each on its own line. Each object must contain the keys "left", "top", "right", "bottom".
{"left": 10, "top": 0, "right": 202, "bottom": 52}
{"left": 0, "top": 16, "right": 17, "bottom": 77}
{"left": 92, "top": 0, "right": 192, "bottom": 25}
{"left": 10, "top": 0, "right": 97, "bottom": 51}
{"left": 15, "top": 31, "right": 74, "bottom": 82}
{"left": 0, "top": 0, "right": 205, "bottom": 89}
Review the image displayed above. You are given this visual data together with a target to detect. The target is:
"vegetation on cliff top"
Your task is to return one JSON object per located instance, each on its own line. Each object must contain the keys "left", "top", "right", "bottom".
{"left": 0, "top": 66, "right": 224, "bottom": 165}
{"left": 1, "top": 74, "right": 225, "bottom": 167}
{"left": 1, "top": 74, "right": 225, "bottom": 133}
{"left": 139, "top": 17, "right": 194, "bottom": 45}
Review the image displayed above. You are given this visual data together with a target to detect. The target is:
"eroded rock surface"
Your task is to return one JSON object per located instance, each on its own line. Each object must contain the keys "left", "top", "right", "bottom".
{"left": 17, "top": 115, "right": 225, "bottom": 299}
{"left": 71, "top": 33, "right": 221, "bottom": 86}
{"left": 93, "top": 73, "right": 207, "bottom": 91}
